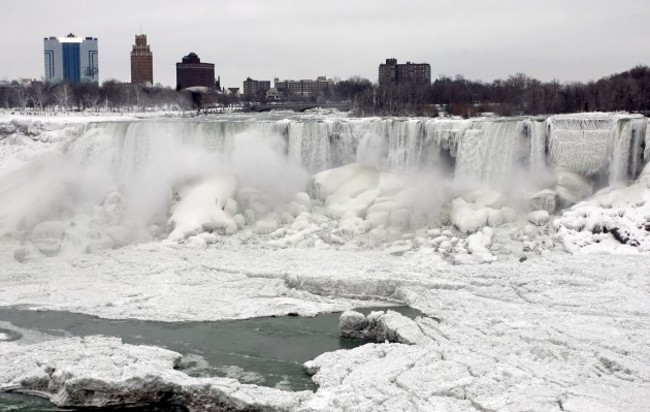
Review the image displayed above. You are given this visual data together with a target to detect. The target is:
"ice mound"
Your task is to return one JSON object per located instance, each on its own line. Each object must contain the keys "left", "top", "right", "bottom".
{"left": 0, "top": 336, "right": 309, "bottom": 410}
{"left": 554, "top": 163, "right": 650, "bottom": 253}
{"left": 168, "top": 174, "right": 237, "bottom": 241}
{"left": 449, "top": 190, "right": 514, "bottom": 234}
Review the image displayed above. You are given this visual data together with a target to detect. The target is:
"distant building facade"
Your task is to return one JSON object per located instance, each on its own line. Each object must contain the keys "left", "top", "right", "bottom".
{"left": 130, "top": 34, "right": 153, "bottom": 84}
{"left": 273, "top": 76, "right": 333, "bottom": 96}
{"left": 378, "top": 58, "right": 430, "bottom": 86}
{"left": 243, "top": 77, "right": 271, "bottom": 97}
{"left": 266, "top": 88, "right": 283, "bottom": 101}
{"left": 43, "top": 34, "right": 99, "bottom": 83}
{"left": 175, "top": 53, "right": 216, "bottom": 90}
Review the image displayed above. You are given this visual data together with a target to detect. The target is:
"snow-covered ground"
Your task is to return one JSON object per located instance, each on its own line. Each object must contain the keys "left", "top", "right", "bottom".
{"left": 1, "top": 113, "right": 649, "bottom": 411}
{"left": 1, "top": 244, "right": 649, "bottom": 411}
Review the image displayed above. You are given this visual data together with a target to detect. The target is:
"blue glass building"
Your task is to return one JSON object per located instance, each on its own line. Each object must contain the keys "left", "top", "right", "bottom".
{"left": 43, "top": 34, "right": 98, "bottom": 83}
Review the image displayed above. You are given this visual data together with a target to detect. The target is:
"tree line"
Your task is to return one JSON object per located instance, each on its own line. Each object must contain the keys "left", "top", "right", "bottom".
{"left": 2, "top": 65, "right": 650, "bottom": 117}
{"left": 334, "top": 65, "right": 650, "bottom": 117}
{"left": 0, "top": 80, "right": 203, "bottom": 112}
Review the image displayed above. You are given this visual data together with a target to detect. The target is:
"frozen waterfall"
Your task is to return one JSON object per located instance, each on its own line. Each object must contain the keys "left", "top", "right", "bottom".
{"left": 65, "top": 113, "right": 648, "bottom": 189}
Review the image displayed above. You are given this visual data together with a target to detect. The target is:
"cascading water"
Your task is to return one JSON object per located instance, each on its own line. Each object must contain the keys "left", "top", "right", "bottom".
{"left": 645, "top": 118, "right": 650, "bottom": 163}
{"left": 61, "top": 114, "right": 649, "bottom": 188}
{"left": 610, "top": 118, "right": 647, "bottom": 184}
{"left": 529, "top": 120, "right": 548, "bottom": 177}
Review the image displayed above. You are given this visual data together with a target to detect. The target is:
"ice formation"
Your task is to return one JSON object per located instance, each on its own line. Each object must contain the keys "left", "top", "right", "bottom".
{"left": 0, "top": 335, "right": 309, "bottom": 410}
{"left": 1, "top": 112, "right": 650, "bottom": 411}
{"left": 1, "top": 112, "right": 648, "bottom": 260}
{"left": 338, "top": 309, "right": 432, "bottom": 345}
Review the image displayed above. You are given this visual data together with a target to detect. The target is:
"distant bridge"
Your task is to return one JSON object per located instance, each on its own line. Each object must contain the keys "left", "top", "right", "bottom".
{"left": 249, "top": 102, "right": 351, "bottom": 112}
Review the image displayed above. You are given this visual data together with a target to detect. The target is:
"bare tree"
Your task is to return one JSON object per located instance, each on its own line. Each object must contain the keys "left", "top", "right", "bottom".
{"left": 29, "top": 82, "right": 47, "bottom": 111}
{"left": 12, "top": 86, "right": 28, "bottom": 110}
{"left": 54, "top": 83, "right": 71, "bottom": 111}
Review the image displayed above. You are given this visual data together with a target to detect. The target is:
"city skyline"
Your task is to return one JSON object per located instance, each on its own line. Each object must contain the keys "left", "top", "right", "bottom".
{"left": 2, "top": 0, "right": 650, "bottom": 87}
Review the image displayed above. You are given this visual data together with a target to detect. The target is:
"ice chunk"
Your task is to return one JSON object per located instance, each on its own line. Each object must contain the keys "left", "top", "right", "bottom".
{"left": 223, "top": 198, "right": 238, "bottom": 217}
{"left": 555, "top": 168, "right": 593, "bottom": 208}
{"left": 487, "top": 208, "right": 505, "bottom": 227}
{"left": 30, "top": 220, "right": 64, "bottom": 256}
{"left": 450, "top": 198, "right": 488, "bottom": 233}
{"left": 528, "top": 210, "right": 550, "bottom": 226}
{"left": 310, "top": 163, "right": 379, "bottom": 201}
{"left": 294, "top": 191, "right": 311, "bottom": 206}
{"left": 528, "top": 189, "right": 557, "bottom": 213}
{"left": 167, "top": 174, "right": 237, "bottom": 241}
{"left": 462, "top": 189, "right": 508, "bottom": 209}
{"left": 339, "top": 310, "right": 431, "bottom": 345}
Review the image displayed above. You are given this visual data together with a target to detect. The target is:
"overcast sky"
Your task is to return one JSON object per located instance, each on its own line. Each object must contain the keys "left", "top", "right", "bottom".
{"left": 2, "top": 0, "right": 649, "bottom": 87}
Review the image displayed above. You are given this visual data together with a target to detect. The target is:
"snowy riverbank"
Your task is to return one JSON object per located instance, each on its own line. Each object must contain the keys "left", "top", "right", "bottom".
{"left": 1, "top": 245, "right": 649, "bottom": 411}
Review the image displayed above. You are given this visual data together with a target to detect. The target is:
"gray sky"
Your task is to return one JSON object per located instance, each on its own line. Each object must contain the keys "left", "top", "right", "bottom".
{"left": 2, "top": 0, "right": 649, "bottom": 87}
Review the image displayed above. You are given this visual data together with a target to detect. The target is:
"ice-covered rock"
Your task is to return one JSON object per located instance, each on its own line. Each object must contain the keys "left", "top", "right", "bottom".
{"left": 486, "top": 208, "right": 505, "bottom": 227}
{"left": 223, "top": 198, "right": 238, "bottom": 217}
{"left": 462, "top": 189, "right": 508, "bottom": 209}
{"left": 554, "top": 171, "right": 650, "bottom": 253}
{"left": 555, "top": 168, "right": 594, "bottom": 207}
{"left": 294, "top": 192, "right": 311, "bottom": 207}
{"left": 528, "top": 189, "right": 557, "bottom": 213}
{"left": 528, "top": 210, "right": 550, "bottom": 226}
{"left": 167, "top": 174, "right": 237, "bottom": 241}
{"left": 450, "top": 198, "right": 488, "bottom": 233}
{"left": 466, "top": 228, "right": 494, "bottom": 255}
{"left": 310, "top": 163, "right": 379, "bottom": 201}
{"left": 233, "top": 213, "right": 246, "bottom": 229}
{"left": 286, "top": 201, "right": 309, "bottom": 218}
{"left": 30, "top": 220, "right": 65, "bottom": 256}
{"left": 326, "top": 189, "right": 379, "bottom": 219}
{"left": 254, "top": 218, "right": 279, "bottom": 235}
{"left": 338, "top": 310, "right": 431, "bottom": 345}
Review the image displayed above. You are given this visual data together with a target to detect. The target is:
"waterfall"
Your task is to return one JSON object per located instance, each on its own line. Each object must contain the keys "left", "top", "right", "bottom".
{"left": 529, "top": 120, "right": 548, "bottom": 176}
{"left": 610, "top": 118, "right": 647, "bottom": 183}
{"left": 62, "top": 114, "right": 650, "bottom": 190}
{"left": 645, "top": 118, "right": 650, "bottom": 163}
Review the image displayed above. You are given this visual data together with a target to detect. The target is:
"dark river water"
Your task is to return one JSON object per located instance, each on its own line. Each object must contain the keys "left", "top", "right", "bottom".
{"left": 0, "top": 306, "right": 421, "bottom": 411}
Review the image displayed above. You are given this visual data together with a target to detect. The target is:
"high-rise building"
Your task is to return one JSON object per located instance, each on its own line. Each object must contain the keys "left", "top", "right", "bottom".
{"left": 243, "top": 77, "right": 271, "bottom": 97}
{"left": 175, "top": 53, "right": 216, "bottom": 90}
{"left": 130, "top": 34, "right": 153, "bottom": 85}
{"left": 43, "top": 34, "right": 99, "bottom": 84}
{"left": 378, "top": 58, "right": 430, "bottom": 86}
